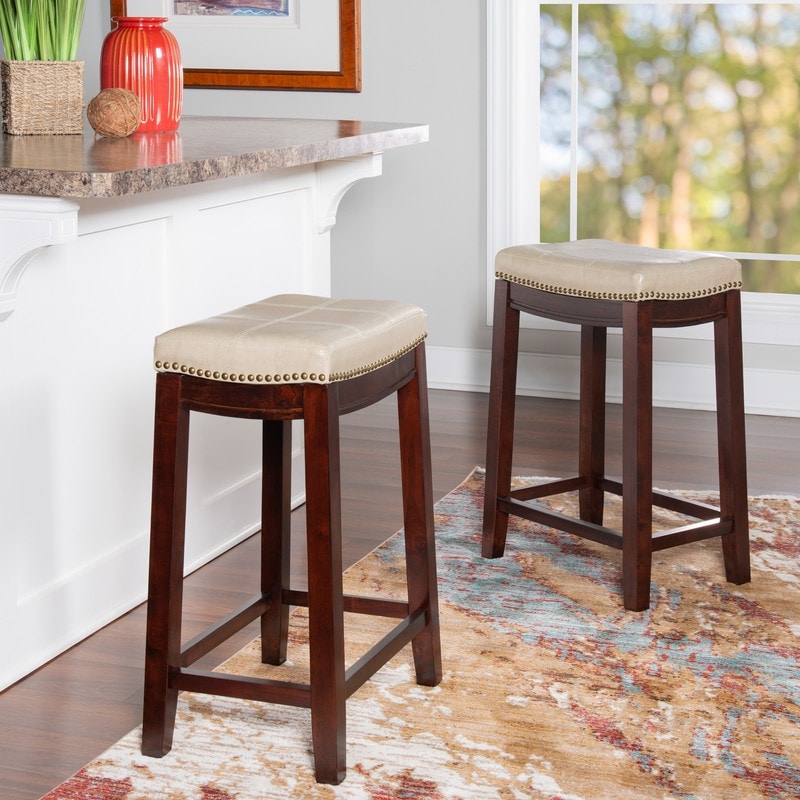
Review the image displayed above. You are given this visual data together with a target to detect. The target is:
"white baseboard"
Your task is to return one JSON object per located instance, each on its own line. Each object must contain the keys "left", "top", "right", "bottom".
{"left": 1, "top": 448, "right": 307, "bottom": 692}
{"left": 426, "top": 345, "right": 800, "bottom": 418}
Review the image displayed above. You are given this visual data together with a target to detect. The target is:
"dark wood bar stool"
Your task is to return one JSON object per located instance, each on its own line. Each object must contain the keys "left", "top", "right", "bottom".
{"left": 482, "top": 239, "right": 750, "bottom": 611}
{"left": 141, "top": 294, "right": 442, "bottom": 784}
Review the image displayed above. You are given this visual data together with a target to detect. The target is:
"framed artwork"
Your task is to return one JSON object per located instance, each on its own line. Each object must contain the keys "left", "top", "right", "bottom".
{"left": 109, "top": 0, "right": 361, "bottom": 91}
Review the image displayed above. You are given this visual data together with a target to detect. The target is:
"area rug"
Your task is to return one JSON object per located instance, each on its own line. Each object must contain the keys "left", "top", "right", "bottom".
{"left": 42, "top": 469, "right": 800, "bottom": 800}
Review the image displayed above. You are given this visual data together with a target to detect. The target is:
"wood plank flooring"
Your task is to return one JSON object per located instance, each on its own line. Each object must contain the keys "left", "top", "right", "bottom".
{"left": 1, "top": 390, "right": 797, "bottom": 800}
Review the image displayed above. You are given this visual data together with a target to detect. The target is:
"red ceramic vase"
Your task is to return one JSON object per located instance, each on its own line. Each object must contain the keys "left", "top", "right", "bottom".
{"left": 101, "top": 17, "right": 182, "bottom": 133}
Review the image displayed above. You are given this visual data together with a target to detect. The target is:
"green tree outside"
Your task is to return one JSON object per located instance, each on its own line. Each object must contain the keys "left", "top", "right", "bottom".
{"left": 540, "top": 3, "right": 800, "bottom": 293}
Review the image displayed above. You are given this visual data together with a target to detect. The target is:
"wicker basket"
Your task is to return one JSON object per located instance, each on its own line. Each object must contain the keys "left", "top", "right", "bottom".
{"left": 1, "top": 60, "right": 84, "bottom": 135}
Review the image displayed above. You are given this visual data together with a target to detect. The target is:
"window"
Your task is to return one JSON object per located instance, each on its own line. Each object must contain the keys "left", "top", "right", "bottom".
{"left": 489, "top": 1, "right": 800, "bottom": 295}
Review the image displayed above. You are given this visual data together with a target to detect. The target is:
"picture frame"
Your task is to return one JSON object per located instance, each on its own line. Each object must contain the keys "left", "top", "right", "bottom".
{"left": 109, "top": 0, "right": 361, "bottom": 92}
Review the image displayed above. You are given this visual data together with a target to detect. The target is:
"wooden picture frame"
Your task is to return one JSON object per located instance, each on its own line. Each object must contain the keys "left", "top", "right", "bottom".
{"left": 109, "top": 0, "right": 361, "bottom": 92}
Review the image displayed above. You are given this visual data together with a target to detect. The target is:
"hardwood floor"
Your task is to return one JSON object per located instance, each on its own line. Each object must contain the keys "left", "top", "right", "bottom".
{"left": 1, "top": 389, "right": 797, "bottom": 800}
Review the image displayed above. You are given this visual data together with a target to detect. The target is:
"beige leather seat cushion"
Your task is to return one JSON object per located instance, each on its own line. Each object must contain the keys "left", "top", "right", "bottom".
{"left": 155, "top": 294, "right": 427, "bottom": 385}
{"left": 495, "top": 239, "right": 742, "bottom": 301}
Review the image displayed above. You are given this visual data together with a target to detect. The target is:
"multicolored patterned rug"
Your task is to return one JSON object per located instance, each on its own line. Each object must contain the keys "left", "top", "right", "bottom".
{"left": 43, "top": 469, "right": 800, "bottom": 799}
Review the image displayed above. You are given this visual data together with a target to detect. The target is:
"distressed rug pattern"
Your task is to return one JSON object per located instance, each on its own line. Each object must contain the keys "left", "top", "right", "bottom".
{"left": 43, "top": 469, "right": 800, "bottom": 799}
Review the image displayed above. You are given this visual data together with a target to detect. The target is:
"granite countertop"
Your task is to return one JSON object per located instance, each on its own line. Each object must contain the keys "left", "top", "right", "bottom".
{"left": 0, "top": 116, "right": 429, "bottom": 199}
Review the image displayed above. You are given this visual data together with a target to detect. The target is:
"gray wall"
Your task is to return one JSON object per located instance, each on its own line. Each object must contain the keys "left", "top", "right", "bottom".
{"left": 80, "top": 3, "right": 490, "bottom": 355}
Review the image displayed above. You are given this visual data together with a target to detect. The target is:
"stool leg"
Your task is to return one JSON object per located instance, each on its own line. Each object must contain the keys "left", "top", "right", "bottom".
{"left": 303, "top": 384, "right": 347, "bottom": 785}
{"left": 397, "top": 344, "right": 442, "bottom": 686}
{"left": 261, "top": 419, "right": 291, "bottom": 665}
{"left": 578, "top": 325, "right": 607, "bottom": 524}
{"left": 483, "top": 279, "right": 520, "bottom": 558}
{"left": 621, "top": 302, "right": 654, "bottom": 612}
{"left": 142, "top": 373, "right": 189, "bottom": 756}
{"left": 714, "top": 290, "right": 750, "bottom": 584}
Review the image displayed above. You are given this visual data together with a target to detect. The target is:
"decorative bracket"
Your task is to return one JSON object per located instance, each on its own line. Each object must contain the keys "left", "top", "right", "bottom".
{"left": 315, "top": 153, "right": 383, "bottom": 234}
{"left": 0, "top": 195, "right": 79, "bottom": 321}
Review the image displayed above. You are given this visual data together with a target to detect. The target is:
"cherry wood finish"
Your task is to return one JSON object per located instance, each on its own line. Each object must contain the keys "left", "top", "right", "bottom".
{"left": 1, "top": 390, "right": 798, "bottom": 800}
{"left": 483, "top": 279, "right": 751, "bottom": 611}
{"left": 141, "top": 345, "right": 441, "bottom": 784}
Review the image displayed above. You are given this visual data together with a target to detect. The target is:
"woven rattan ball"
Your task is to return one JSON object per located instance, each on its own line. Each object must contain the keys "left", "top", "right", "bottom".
{"left": 87, "top": 89, "right": 141, "bottom": 138}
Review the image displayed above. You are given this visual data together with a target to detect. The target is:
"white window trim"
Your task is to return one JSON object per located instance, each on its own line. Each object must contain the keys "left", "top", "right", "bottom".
{"left": 486, "top": 0, "right": 540, "bottom": 321}
{"left": 486, "top": 0, "right": 800, "bottom": 351}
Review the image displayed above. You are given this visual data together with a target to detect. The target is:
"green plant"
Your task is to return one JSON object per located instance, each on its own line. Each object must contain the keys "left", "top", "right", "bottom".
{"left": 0, "top": 0, "right": 86, "bottom": 61}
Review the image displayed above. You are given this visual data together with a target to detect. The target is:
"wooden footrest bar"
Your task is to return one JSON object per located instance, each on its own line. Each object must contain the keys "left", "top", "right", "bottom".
{"left": 180, "top": 593, "right": 272, "bottom": 667}
{"left": 500, "top": 496, "right": 622, "bottom": 549}
{"left": 600, "top": 478, "right": 722, "bottom": 520}
{"left": 179, "top": 591, "right": 411, "bottom": 672}
{"left": 345, "top": 608, "right": 427, "bottom": 695}
{"left": 503, "top": 475, "right": 732, "bottom": 553}
{"left": 169, "top": 608, "right": 428, "bottom": 710}
{"left": 284, "top": 589, "right": 410, "bottom": 619}
{"left": 172, "top": 668, "right": 312, "bottom": 707}
{"left": 652, "top": 518, "right": 731, "bottom": 551}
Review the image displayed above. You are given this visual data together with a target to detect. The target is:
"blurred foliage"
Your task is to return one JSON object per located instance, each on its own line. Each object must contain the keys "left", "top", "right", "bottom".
{"left": 540, "top": 3, "right": 800, "bottom": 293}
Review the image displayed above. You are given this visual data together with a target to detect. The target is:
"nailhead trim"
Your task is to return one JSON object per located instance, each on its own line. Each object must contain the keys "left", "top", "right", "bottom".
{"left": 496, "top": 271, "right": 742, "bottom": 301}
{"left": 155, "top": 333, "right": 427, "bottom": 384}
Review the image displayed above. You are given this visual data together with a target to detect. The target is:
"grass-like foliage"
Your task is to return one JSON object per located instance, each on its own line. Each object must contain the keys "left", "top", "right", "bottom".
{"left": 0, "top": 0, "right": 86, "bottom": 61}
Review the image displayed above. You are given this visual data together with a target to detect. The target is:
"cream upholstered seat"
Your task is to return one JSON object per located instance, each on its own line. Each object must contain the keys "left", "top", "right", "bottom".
{"left": 142, "top": 294, "right": 441, "bottom": 785}
{"left": 483, "top": 239, "right": 750, "bottom": 612}
{"left": 494, "top": 239, "right": 742, "bottom": 301}
{"left": 154, "top": 294, "right": 428, "bottom": 385}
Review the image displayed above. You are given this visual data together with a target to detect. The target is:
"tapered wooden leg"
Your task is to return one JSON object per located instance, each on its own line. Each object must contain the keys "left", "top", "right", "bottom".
{"left": 578, "top": 325, "right": 607, "bottom": 524}
{"left": 715, "top": 290, "right": 750, "bottom": 584}
{"left": 303, "top": 384, "right": 347, "bottom": 785}
{"left": 483, "top": 280, "right": 521, "bottom": 558}
{"left": 261, "top": 419, "right": 292, "bottom": 665}
{"left": 621, "top": 303, "right": 653, "bottom": 612}
{"left": 142, "top": 373, "right": 189, "bottom": 756}
{"left": 397, "top": 344, "right": 442, "bottom": 687}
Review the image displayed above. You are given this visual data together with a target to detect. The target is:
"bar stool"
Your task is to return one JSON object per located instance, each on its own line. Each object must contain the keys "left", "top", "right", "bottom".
{"left": 141, "top": 294, "right": 442, "bottom": 784}
{"left": 482, "top": 239, "right": 750, "bottom": 611}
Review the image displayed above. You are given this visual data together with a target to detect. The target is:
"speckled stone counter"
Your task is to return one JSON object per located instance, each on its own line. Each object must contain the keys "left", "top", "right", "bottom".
{"left": 0, "top": 116, "right": 429, "bottom": 198}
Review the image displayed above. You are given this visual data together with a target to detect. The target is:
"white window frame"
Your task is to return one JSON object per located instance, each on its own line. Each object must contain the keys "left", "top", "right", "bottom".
{"left": 486, "top": 0, "right": 800, "bottom": 352}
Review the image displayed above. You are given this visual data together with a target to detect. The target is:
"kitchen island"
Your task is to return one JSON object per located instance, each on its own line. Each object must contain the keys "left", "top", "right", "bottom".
{"left": 0, "top": 117, "right": 428, "bottom": 690}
